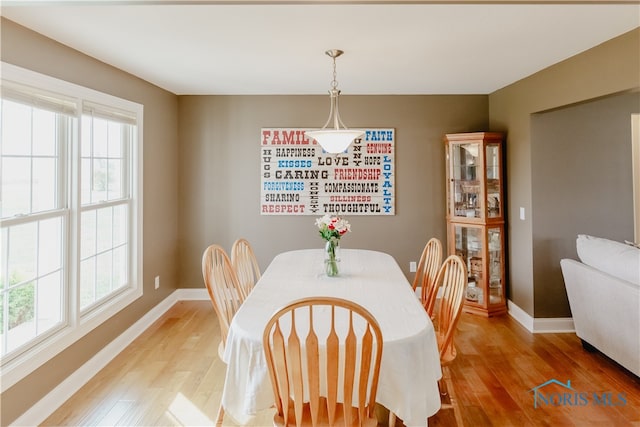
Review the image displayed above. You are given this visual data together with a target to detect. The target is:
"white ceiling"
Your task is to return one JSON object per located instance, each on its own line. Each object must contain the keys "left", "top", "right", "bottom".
{"left": 2, "top": 2, "right": 639, "bottom": 95}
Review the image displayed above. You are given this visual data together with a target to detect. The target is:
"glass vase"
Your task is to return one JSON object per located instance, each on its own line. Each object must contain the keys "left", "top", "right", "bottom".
{"left": 324, "top": 238, "right": 340, "bottom": 277}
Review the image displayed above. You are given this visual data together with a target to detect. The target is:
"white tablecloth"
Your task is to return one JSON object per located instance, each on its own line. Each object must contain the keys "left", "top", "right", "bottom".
{"left": 221, "top": 249, "right": 442, "bottom": 426}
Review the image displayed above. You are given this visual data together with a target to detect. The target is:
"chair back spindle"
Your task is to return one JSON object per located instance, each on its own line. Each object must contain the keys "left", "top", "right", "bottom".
{"left": 231, "top": 238, "right": 262, "bottom": 297}
{"left": 412, "top": 238, "right": 443, "bottom": 317}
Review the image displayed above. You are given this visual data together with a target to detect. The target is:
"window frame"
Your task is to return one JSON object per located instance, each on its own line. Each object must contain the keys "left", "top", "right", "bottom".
{"left": 632, "top": 114, "right": 640, "bottom": 243}
{"left": 0, "top": 62, "right": 143, "bottom": 392}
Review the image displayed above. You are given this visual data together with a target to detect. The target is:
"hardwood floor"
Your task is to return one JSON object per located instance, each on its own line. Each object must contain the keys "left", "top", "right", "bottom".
{"left": 43, "top": 300, "right": 640, "bottom": 426}
{"left": 429, "top": 313, "right": 640, "bottom": 427}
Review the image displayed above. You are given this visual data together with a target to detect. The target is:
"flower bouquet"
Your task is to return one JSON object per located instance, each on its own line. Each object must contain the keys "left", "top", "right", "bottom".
{"left": 315, "top": 214, "right": 351, "bottom": 277}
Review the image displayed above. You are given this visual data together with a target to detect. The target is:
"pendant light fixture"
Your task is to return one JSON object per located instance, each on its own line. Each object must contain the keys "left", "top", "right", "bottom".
{"left": 306, "top": 49, "right": 365, "bottom": 154}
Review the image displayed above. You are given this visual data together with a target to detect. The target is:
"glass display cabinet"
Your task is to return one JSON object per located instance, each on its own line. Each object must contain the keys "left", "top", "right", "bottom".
{"left": 445, "top": 132, "right": 507, "bottom": 316}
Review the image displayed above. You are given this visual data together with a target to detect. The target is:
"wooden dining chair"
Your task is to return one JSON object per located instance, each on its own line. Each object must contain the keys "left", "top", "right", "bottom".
{"left": 433, "top": 254, "right": 467, "bottom": 425}
{"left": 412, "top": 237, "right": 443, "bottom": 317}
{"left": 390, "top": 238, "right": 443, "bottom": 427}
{"left": 263, "top": 296, "right": 384, "bottom": 427}
{"left": 389, "top": 254, "right": 466, "bottom": 427}
{"left": 231, "top": 237, "right": 261, "bottom": 297}
{"left": 202, "top": 244, "right": 247, "bottom": 427}
{"left": 433, "top": 254, "right": 467, "bottom": 366}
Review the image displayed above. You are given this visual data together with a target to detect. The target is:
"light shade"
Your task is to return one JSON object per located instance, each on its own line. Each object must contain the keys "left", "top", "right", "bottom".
{"left": 306, "top": 129, "right": 365, "bottom": 154}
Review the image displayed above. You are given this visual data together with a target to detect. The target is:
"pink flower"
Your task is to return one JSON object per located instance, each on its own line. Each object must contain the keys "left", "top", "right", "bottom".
{"left": 316, "top": 214, "right": 351, "bottom": 241}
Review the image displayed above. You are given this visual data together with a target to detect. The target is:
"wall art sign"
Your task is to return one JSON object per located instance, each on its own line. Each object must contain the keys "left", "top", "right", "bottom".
{"left": 260, "top": 128, "right": 395, "bottom": 215}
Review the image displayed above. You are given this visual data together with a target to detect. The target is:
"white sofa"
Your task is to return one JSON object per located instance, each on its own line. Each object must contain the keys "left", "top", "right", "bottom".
{"left": 560, "top": 234, "right": 640, "bottom": 377}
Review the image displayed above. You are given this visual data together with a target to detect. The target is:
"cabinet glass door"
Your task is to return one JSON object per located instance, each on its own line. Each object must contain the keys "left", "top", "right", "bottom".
{"left": 486, "top": 143, "right": 501, "bottom": 218}
{"left": 454, "top": 224, "right": 484, "bottom": 305}
{"left": 452, "top": 143, "right": 481, "bottom": 219}
{"left": 488, "top": 227, "right": 503, "bottom": 305}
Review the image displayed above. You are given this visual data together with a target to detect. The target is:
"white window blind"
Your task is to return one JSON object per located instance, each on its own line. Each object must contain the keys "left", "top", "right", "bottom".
{"left": 1, "top": 80, "right": 78, "bottom": 116}
{"left": 83, "top": 100, "right": 137, "bottom": 125}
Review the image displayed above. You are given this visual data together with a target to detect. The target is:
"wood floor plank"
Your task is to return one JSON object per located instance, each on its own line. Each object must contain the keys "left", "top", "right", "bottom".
{"left": 42, "top": 300, "right": 640, "bottom": 427}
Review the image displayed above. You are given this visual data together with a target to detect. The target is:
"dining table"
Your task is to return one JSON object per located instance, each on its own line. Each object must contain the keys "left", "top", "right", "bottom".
{"left": 220, "top": 248, "right": 442, "bottom": 426}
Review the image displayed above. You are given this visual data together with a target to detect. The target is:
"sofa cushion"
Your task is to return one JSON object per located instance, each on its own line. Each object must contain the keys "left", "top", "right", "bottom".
{"left": 576, "top": 234, "right": 640, "bottom": 285}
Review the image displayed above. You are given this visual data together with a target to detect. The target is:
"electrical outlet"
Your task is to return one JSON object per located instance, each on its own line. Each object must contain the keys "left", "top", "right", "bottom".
{"left": 154, "top": 275, "right": 160, "bottom": 290}
{"left": 409, "top": 261, "right": 417, "bottom": 273}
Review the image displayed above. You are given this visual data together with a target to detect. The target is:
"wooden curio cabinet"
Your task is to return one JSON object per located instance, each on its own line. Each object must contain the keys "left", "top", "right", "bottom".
{"left": 445, "top": 132, "right": 507, "bottom": 317}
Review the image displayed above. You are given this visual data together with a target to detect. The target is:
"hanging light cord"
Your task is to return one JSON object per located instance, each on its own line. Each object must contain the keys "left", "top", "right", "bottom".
{"left": 323, "top": 50, "right": 345, "bottom": 130}
{"left": 331, "top": 54, "right": 339, "bottom": 93}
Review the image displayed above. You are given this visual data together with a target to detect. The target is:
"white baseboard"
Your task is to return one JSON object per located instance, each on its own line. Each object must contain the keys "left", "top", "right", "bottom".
{"left": 508, "top": 300, "right": 575, "bottom": 333}
{"left": 507, "top": 300, "right": 534, "bottom": 331}
{"left": 532, "top": 316, "right": 575, "bottom": 333}
{"left": 11, "top": 288, "right": 209, "bottom": 427}
{"left": 175, "top": 287, "right": 209, "bottom": 300}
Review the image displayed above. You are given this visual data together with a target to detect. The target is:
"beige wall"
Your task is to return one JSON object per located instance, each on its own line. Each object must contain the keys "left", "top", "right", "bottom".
{"left": 177, "top": 95, "right": 488, "bottom": 289}
{"left": 1, "top": 19, "right": 180, "bottom": 425}
{"left": 489, "top": 28, "right": 640, "bottom": 317}
{"left": 532, "top": 91, "right": 638, "bottom": 317}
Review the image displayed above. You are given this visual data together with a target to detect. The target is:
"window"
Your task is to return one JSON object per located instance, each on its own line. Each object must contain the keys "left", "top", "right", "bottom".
{"left": 1, "top": 97, "right": 68, "bottom": 357}
{"left": 0, "top": 63, "right": 143, "bottom": 390}
{"left": 79, "top": 107, "right": 133, "bottom": 313}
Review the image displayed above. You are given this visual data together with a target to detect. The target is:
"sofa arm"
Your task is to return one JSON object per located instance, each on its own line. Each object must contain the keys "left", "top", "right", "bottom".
{"left": 560, "top": 259, "right": 640, "bottom": 376}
